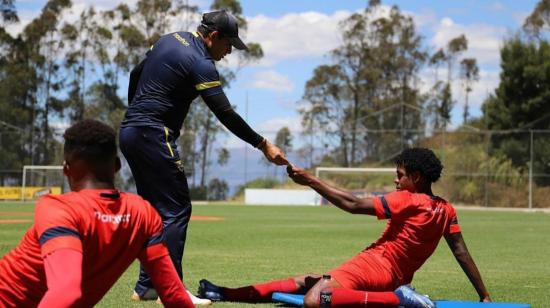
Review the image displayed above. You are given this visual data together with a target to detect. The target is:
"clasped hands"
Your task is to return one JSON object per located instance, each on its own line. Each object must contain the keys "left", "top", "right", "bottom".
{"left": 257, "top": 139, "right": 310, "bottom": 185}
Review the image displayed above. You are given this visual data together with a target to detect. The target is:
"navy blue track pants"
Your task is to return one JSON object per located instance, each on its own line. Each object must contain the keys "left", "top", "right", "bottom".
{"left": 119, "top": 125, "right": 191, "bottom": 296}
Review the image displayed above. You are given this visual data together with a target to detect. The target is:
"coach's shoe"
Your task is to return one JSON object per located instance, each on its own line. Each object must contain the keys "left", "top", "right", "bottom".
{"left": 198, "top": 279, "right": 225, "bottom": 301}
{"left": 395, "top": 285, "right": 435, "bottom": 308}
{"left": 131, "top": 289, "right": 158, "bottom": 301}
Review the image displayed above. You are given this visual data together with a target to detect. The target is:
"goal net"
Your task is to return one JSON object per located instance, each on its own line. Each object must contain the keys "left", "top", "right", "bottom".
{"left": 21, "top": 165, "right": 65, "bottom": 201}
{"left": 314, "top": 167, "right": 396, "bottom": 205}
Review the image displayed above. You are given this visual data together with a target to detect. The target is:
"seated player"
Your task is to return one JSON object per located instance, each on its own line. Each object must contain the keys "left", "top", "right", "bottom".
{"left": 0, "top": 119, "right": 194, "bottom": 308}
{"left": 198, "top": 148, "right": 491, "bottom": 308}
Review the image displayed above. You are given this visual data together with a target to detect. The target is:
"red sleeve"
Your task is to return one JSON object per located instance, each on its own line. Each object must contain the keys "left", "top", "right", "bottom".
{"left": 35, "top": 196, "right": 83, "bottom": 256}
{"left": 445, "top": 206, "right": 462, "bottom": 235}
{"left": 136, "top": 201, "right": 168, "bottom": 261}
{"left": 373, "top": 191, "right": 412, "bottom": 220}
{"left": 38, "top": 249, "right": 83, "bottom": 308}
{"left": 139, "top": 252, "right": 193, "bottom": 307}
{"left": 139, "top": 241, "right": 169, "bottom": 261}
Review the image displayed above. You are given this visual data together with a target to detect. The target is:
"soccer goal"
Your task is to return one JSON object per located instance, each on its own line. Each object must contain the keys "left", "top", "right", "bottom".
{"left": 21, "top": 165, "right": 65, "bottom": 201}
{"left": 314, "top": 167, "right": 396, "bottom": 205}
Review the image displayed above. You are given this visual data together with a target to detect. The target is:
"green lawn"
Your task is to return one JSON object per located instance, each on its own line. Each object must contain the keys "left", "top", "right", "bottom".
{"left": 0, "top": 202, "right": 548, "bottom": 307}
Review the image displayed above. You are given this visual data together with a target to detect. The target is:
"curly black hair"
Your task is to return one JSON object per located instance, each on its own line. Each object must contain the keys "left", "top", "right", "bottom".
{"left": 394, "top": 147, "right": 443, "bottom": 183}
{"left": 63, "top": 119, "right": 117, "bottom": 163}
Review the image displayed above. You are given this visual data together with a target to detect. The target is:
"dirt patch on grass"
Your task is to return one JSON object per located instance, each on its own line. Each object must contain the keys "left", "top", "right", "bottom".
{"left": 0, "top": 212, "right": 33, "bottom": 216}
{"left": 0, "top": 219, "right": 32, "bottom": 224}
{"left": 191, "top": 216, "right": 224, "bottom": 221}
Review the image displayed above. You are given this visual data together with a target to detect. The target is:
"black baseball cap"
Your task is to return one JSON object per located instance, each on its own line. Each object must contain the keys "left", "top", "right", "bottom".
{"left": 201, "top": 10, "right": 249, "bottom": 51}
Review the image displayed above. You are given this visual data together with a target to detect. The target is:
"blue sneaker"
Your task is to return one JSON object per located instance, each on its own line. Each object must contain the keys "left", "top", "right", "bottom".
{"left": 198, "top": 279, "right": 225, "bottom": 301}
{"left": 395, "top": 285, "right": 435, "bottom": 308}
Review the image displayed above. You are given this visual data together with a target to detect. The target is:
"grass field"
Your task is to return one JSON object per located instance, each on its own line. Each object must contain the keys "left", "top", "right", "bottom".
{"left": 1, "top": 202, "right": 549, "bottom": 307}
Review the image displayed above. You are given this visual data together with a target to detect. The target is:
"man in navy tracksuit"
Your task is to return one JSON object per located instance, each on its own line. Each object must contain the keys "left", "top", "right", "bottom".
{"left": 119, "top": 10, "right": 288, "bottom": 303}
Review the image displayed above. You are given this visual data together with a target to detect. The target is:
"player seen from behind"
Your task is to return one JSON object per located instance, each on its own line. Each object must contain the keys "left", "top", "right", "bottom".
{"left": 0, "top": 119, "right": 193, "bottom": 308}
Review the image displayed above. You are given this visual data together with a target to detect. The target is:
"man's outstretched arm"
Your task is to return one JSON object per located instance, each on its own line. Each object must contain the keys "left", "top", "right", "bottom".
{"left": 286, "top": 164, "right": 376, "bottom": 215}
{"left": 445, "top": 232, "right": 491, "bottom": 302}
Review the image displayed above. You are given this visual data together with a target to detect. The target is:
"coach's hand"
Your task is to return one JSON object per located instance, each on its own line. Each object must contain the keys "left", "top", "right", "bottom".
{"left": 258, "top": 139, "right": 289, "bottom": 165}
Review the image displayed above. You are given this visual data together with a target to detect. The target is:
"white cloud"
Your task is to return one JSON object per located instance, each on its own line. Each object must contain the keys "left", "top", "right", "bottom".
{"left": 244, "top": 10, "right": 353, "bottom": 66}
{"left": 455, "top": 69, "right": 500, "bottom": 109}
{"left": 249, "top": 70, "right": 294, "bottom": 93}
{"left": 71, "top": 0, "right": 138, "bottom": 10}
{"left": 243, "top": 5, "right": 438, "bottom": 67}
{"left": 488, "top": 2, "right": 506, "bottom": 12}
{"left": 479, "top": 70, "right": 500, "bottom": 93}
{"left": 431, "top": 17, "right": 507, "bottom": 66}
{"left": 419, "top": 66, "right": 500, "bottom": 124}
{"left": 5, "top": 1, "right": 131, "bottom": 37}
{"left": 8, "top": 3, "right": 457, "bottom": 71}
{"left": 512, "top": 11, "right": 530, "bottom": 27}
{"left": 411, "top": 9, "right": 438, "bottom": 28}
{"left": 257, "top": 116, "right": 302, "bottom": 134}
{"left": 4, "top": 9, "right": 37, "bottom": 37}
{"left": 5, "top": 0, "right": 205, "bottom": 37}
{"left": 422, "top": 15, "right": 511, "bottom": 123}
{"left": 447, "top": 70, "right": 498, "bottom": 124}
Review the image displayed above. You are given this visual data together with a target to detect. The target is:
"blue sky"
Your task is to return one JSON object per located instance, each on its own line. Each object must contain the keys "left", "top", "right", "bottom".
{"left": 10, "top": 0, "right": 538, "bottom": 144}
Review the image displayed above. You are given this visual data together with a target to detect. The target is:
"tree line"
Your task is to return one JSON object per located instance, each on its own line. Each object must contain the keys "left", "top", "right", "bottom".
{"left": 296, "top": 1, "right": 482, "bottom": 167}
{"left": 0, "top": 0, "right": 263, "bottom": 199}
{"left": 1, "top": 0, "right": 549, "bottom": 202}
{"left": 291, "top": 0, "right": 550, "bottom": 207}
{"left": 297, "top": 0, "right": 549, "bottom": 181}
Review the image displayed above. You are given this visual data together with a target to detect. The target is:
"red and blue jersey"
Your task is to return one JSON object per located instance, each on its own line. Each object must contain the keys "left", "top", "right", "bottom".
{"left": 370, "top": 190, "right": 461, "bottom": 283}
{"left": 0, "top": 189, "right": 166, "bottom": 307}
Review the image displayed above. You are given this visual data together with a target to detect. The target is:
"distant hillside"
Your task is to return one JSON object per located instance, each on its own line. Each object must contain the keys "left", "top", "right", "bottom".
{"left": 190, "top": 147, "right": 308, "bottom": 196}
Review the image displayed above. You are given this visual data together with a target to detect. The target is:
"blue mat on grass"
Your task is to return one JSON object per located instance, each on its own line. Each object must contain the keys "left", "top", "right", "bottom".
{"left": 272, "top": 292, "right": 531, "bottom": 307}
{"left": 272, "top": 292, "right": 305, "bottom": 306}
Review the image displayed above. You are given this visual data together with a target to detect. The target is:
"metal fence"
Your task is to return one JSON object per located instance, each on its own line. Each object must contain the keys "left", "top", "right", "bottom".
{"left": 201, "top": 128, "right": 550, "bottom": 209}
{"left": 1, "top": 127, "right": 549, "bottom": 208}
